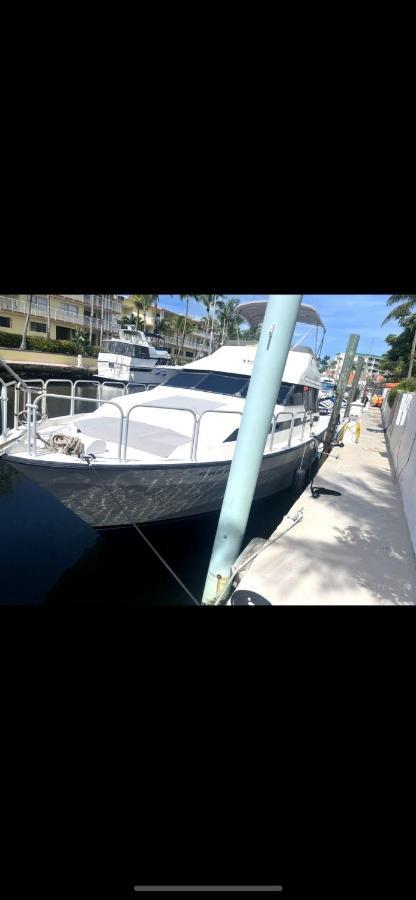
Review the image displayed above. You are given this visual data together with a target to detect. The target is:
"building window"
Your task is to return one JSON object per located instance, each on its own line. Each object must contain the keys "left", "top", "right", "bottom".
{"left": 0, "top": 316, "right": 11, "bottom": 328}
{"left": 32, "top": 296, "right": 48, "bottom": 312}
{"left": 30, "top": 321, "right": 47, "bottom": 333}
{"left": 60, "top": 303, "right": 78, "bottom": 316}
{"left": 185, "top": 351, "right": 194, "bottom": 358}
{"left": 56, "top": 326, "right": 73, "bottom": 341}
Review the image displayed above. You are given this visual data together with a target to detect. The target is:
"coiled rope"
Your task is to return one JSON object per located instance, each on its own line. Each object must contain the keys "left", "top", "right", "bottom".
{"left": 36, "top": 432, "right": 85, "bottom": 457}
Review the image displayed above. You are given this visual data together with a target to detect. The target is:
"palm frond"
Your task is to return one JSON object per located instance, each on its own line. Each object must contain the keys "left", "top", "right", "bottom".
{"left": 382, "top": 299, "right": 416, "bottom": 325}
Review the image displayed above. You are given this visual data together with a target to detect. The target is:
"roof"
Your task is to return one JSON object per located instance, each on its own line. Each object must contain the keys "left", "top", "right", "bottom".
{"left": 235, "top": 300, "right": 325, "bottom": 331}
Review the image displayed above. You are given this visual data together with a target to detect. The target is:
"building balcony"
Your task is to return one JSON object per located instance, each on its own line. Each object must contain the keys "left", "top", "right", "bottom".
{"left": 84, "top": 295, "right": 122, "bottom": 314}
{"left": 0, "top": 295, "right": 118, "bottom": 334}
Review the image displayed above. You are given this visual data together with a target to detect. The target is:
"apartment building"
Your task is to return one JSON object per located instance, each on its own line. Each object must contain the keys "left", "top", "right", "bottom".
{"left": 331, "top": 351, "right": 382, "bottom": 381}
{"left": 0, "top": 294, "right": 123, "bottom": 345}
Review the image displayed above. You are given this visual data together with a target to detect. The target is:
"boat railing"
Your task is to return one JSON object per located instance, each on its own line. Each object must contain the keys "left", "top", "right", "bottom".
{"left": 0, "top": 377, "right": 156, "bottom": 448}
{"left": 192, "top": 409, "right": 243, "bottom": 462}
{"left": 1, "top": 376, "right": 10, "bottom": 441}
{"left": 123, "top": 404, "right": 200, "bottom": 462}
{"left": 14, "top": 386, "right": 316, "bottom": 463}
{"left": 27, "top": 393, "right": 126, "bottom": 460}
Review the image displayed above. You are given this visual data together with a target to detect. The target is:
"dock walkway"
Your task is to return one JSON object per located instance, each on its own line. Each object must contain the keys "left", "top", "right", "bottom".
{"left": 230, "top": 408, "right": 416, "bottom": 605}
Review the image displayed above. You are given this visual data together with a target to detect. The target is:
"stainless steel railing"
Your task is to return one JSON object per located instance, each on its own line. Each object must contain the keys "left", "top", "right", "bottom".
{"left": 1, "top": 373, "right": 317, "bottom": 461}
{"left": 23, "top": 387, "right": 316, "bottom": 464}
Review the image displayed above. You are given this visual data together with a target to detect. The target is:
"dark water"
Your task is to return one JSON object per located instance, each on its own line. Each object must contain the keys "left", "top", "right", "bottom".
{"left": 0, "top": 376, "right": 300, "bottom": 605}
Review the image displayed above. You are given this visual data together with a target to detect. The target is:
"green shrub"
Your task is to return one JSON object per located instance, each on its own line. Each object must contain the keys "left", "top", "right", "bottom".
{"left": 0, "top": 331, "right": 99, "bottom": 357}
{"left": 0, "top": 331, "right": 21, "bottom": 348}
{"left": 387, "top": 378, "right": 416, "bottom": 408}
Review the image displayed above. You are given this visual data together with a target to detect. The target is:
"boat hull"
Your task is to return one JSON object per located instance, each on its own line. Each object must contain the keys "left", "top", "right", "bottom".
{"left": 7, "top": 439, "right": 317, "bottom": 528}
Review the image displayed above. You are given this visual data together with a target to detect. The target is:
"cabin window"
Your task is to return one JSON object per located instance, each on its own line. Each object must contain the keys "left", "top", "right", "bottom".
{"left": 133, "top": 345, "right": 150, "bottom": 359}
{"left": 195, "top": 373, "right": 249, "bottom": 396}
{"left": 292, "top": 387, "right": 305, "bottom": 405}
{"left": 166, "top": 372, "right": 208, "bottom": 389}
{"left": 277, "top": 383, "right": 305, "bottom": 406}
{"left": 303, "top": 387, "right": 319, "bottom": 412}
{"left": 166, "top": 371, "right": 249, "bottom": 396}
{"left": 107, "top": 341, "right": 150, "bottom": 359}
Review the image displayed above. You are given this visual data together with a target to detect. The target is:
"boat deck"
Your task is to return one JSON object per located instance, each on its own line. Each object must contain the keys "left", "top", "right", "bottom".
{"left": 230, "top": 408, "right": 416, "bottom": 605}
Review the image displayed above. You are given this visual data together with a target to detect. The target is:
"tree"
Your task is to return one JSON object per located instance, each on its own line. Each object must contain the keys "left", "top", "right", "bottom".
{"left": 20, "top": 294, "right": 33, "bottom": 350}
{"left": 128, "top": 295, "right": 155, "bottom": 331}
{"left": 151, "top": 294, "right": 160, "bottom": 329}
{"left": 241, "top": 323, "right": 261, "bottom": 342}
{"left": 190, "top": 294, "right": 227, "bottom": 356}
{"left": 168, "top": 315, "right": 186, "bottom": 360}
{"left": 319, "top": 354, "right": 331, "bottom": 373}
{"left": 155, "top": 316, "right": 173, "bottom": 348}
{"left": 379, "top": 314, "right": 416, "bottom": 380}
{"left": 216, "top": 298, "right": 244, "bottom": 344}
{"left": 383, "top": 295, "right": 416, "bottom": 379}
{"left": 176, "top": 294, "right": 199, "bottom": 359}
{"left": 120, "top": 314, "right": 137, "bottom": 329}
{"left": 72, "top": 328, "right": 88, "bottom": 355}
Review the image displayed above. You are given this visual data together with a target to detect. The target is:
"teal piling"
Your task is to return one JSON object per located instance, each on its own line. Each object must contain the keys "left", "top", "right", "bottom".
{"left": 201, "top": 294, "right": 303, "bottom": 605}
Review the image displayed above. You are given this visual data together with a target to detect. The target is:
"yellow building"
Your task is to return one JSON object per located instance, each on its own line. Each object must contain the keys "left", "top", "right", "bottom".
{"left": 0, "top": 294, "right": 123, "bottom": 345}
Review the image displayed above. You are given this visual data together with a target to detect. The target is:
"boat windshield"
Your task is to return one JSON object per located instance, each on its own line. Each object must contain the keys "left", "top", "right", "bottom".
{"left": 167, "top": 371, "right": 305, "bottom": 404}
{"left": 167, "top": 371, "right": 250, "bottom": 396}
{"left": 106, "top": 341, "right": 150, "bottom": 359}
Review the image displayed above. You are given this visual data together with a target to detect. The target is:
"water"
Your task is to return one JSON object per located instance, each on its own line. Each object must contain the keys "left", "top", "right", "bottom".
{"left": 0, "top": 375, "right": 300, "bottom": 605}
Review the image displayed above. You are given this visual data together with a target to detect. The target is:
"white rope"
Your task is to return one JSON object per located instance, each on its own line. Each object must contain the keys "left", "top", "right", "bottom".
{"left": 129, "top": 520, "right": 200, "bottom": 605}
{"left": 231, "top": 510, "right": 304, "bottom": 582}
{"left": 94, "top": 476, "right": 201, "bottom": 605}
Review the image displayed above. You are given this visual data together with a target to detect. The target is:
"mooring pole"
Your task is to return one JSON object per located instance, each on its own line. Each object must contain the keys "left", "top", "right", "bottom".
{"left": 344, "top": 357, "right": 365, "bottom": 419}
{"left": 322, "top": 334, "right": 360, "bottom": 458}
{"left": 201, "top": 294, "right": 302, "bottom": 605}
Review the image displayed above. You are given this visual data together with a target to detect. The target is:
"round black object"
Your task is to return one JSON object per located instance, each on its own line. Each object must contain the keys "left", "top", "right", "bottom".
{"left": 231, "top": 590, "right": 272, "bottom": 606}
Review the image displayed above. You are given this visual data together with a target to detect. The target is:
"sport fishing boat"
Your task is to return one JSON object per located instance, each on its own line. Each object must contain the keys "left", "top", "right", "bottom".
{"left": 97, "top": 326, "right": 180, "bottom": 387}
{"left": 5, "top": 301, "right": 328, "bottom": 528}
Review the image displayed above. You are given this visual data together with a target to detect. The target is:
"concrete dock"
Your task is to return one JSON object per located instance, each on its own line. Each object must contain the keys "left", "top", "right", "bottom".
{"left": 230, "top": 408, "right": 416, "bottom": 605}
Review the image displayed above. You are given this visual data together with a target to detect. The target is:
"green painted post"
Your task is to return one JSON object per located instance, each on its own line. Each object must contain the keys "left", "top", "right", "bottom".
{"left": 322, "top": 334, "right": 360, "bottom": 457}
{"left": 201, "top": 294, "right": 302, "bottom": 605}
{"left": 344, "top": 357, "right": 365, "bottom": 419}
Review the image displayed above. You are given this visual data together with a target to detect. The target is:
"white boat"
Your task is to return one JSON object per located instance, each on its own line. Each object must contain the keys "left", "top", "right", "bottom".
{"left": 97, "top": 326, "right": 180, "bottom": 387}
{"left": 5, "top": 302, "right": 328, "bottom": 528}
{"left": 319, "top": 376, "right": 337, "bottom": 399}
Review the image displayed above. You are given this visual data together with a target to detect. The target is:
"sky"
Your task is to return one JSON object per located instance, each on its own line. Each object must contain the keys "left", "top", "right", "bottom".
{"left": 157, "top": 295, "right": 398, "bottom": 358}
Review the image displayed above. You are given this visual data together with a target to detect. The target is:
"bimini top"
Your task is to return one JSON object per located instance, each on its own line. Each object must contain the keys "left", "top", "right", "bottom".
{"left": 236, "top": 299, "right": 326, "bottom": 332}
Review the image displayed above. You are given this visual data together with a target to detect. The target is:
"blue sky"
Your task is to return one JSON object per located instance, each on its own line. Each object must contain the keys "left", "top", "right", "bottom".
{"left": 157, "top": 295, "right": 398, "bottom": 357}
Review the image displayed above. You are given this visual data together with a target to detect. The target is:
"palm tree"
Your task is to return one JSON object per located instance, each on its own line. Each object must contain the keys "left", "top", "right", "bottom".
{"left": 216, "top": 298, "right": 243, "bottom": 344}
{"left": 151, "top": 294, "right": 160, "bottom": 331}
{"left": 383, "top": 295, "right": 416, "bottom": 379}
{"left": 129, "top": 295, "right": 154, "bottom": 332}
{"left": 169, "top": 315, "right": 185, "bottom": 360}
{"left": 177, "top": 294, "right": 199, "bottom": 358}
{"left": 20, "top": 294, "right": 33, "bottom": 350}
{"left": 191, "top": 294, "right": 227, "bottom": 355}
{"left": 155, "top": 316, "right": 171, "bottom": 340}
{"left": 120, "top": 314, "right": 137, "bottom": 329}
{"left": 176, "top": 318, "right": 197, "bottom": 362}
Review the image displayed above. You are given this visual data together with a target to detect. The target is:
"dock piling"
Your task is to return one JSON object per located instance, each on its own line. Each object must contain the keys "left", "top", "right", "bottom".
{"left": 201, "top": 294, "right": 302, "bottom": 605}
